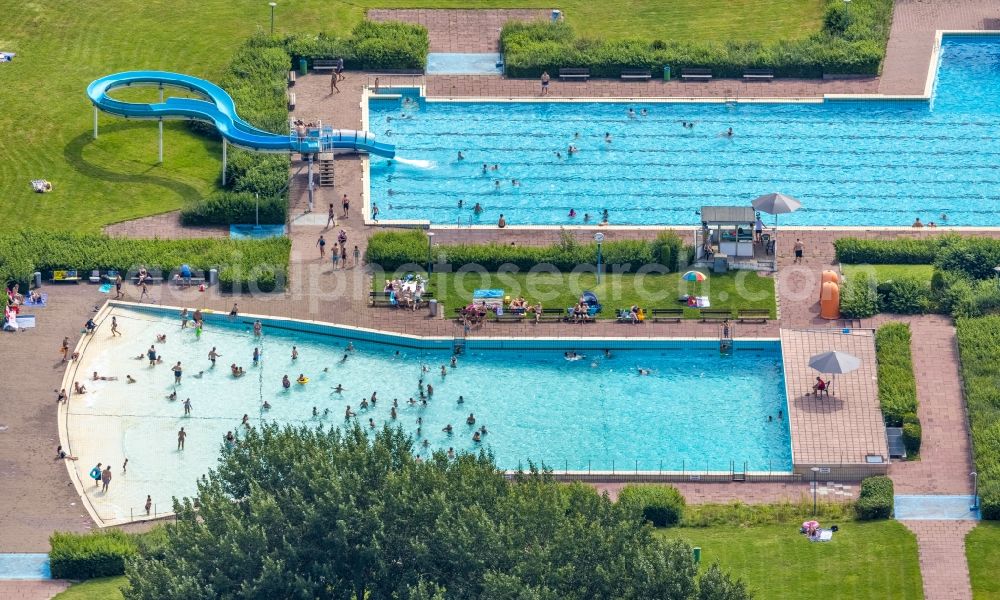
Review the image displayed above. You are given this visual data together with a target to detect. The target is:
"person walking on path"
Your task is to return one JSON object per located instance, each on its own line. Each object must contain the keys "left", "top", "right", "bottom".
{"left": 326, "top": 203, "right": 337, "bottom": 229}
{"left": 89, "top": 463, "right": 102, "bottom": 488}
{"left": 353, "top": 245, "right": 360, "bottom": 268}
{"left": 60, "top": 337, "right": 70, "bottom": 362}
{"left": 183, "top": 398, "right": 192, "bottom": 415}
{"left": 177, "top": 427, "right": 187, "bottom": 450}
{"left": 540, "top": 71, "right": 550, "bottom": 96}
{"left": 793, "top": 238, "right": 804, "bottom": 263}
{"left": 340, "top": 244, "right": 348, "bottom": 270}
{"left": 342, "top": 194, "right": 350, "bottom": 218}
{"left": 114, "top": 273, "right": 124, "bottom": 299}
{"left": 145, "top": 495, "right": 152, "bottom": 516}
{"left": 317, "top": 234, "right": 326, "bottom": 259}
{"left": 111, "top": 316, "right": 121, "bottom": 336}
{"left": 336, "top": 57, "right": 345, "bottom": 81}
{"left": 331, "top": 242, "right": 340, "bottom": 271}
{"left": 139, "top": 281, "right": 150, "bottom": 303}
{"left": 101, "top": 465, "right": 112, "bottom": 493}
{"left": 330, "top": 69, "right": 339, "bottom": 93}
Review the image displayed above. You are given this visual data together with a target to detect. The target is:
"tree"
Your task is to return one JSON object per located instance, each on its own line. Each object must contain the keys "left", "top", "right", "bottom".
{"left": 124, "top": 424, "right": 750, "bottom": 600}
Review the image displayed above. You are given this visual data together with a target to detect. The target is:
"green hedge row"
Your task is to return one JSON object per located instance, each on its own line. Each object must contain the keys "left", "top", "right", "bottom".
{"left": 501, "top": 0, "right": 892, "bottom": 79}
{"left": 365, "top": 230, "right": 691, "bottom": 272}
{"left": 833, "top": 237, "right": 943, "bottom": 265}
{"left": 875, "top": 323, "right": 921, "bottom": 456}
{"left": 617, "top": 485, "right": 686, "bottom": 527}
{"left": 840, "top": 271, "right": 879, "bottom": 318}
{"left": 282, "top": 21, "right": 429, "bottom": 71}
{"left": 183, "top": 36, "right": 291, "bottom": 226}
{"left": 955, "top": 317, "right": 1000, "bottom": 519}
{"left": 180, "top": 192, "right": 286, "bottom": 226}
{"left": 856, "top": 476, "right": 894, "bottom": 520}
{"left": 0, "top": 230, "right": 290, "bottom": 293}
{"left": 49, "top": 530, "right": 138, "bottom": 580}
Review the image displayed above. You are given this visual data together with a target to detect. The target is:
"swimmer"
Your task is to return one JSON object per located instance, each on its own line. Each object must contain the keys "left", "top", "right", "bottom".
{"left": 371, "top": 391, "right": 378, "bottom": 403}
{"left": 296, "top": 374, "right": 307, "bottom": 384}
{"left": 511, "top": 179, "right": 520, "bottom": 186}
{"left": 604, "top": 349, "right": 612, "bottom": 358}
{"left": 92, "top": 371, "right": 118, "bottom": 381}
{"left": 408, "top": 397, "right": 416, "bottom": 405}
{"left": 282, "top": 375, "right": 291, "bottom": 389}
{"left": 193, "top": 371, "right": 204, "bottom": 379}
{"left": 491, "top": 164, "right": 499, "bottom": 171}
{"left": 73, "top": 382, "right": 87, "bottom": 394}
{"left": 421, "top": 398, "right": 428, "bottom": 406}
{"left": 253, "top": 347, "right": 260, "bottom": 365}
{"left": 422, "top": 439, "right": 430, "bottom": 448}
{"left": 322, "top": 367, "right": 328, "bottom": 373}
{"left": 440, "top": 365, "right": 447, "bottom": 376}
{"left": 604, "top": 132, "right": 612, "bottom": 143}
{"left": 231, "top": 363, "right": 240, "bottom": 376}
{"left": 391, "top": 406, "right": 398, "bottom": 419}
{"left": 167, "top": 391, "right": 177, "bottom": 401}
{"left": 242, "top": 414, "right": 249, "bottom": 428}
{"left": 346, "top": 342, "right": 355, "bottom": 352}
{"left": 569, "top": 208, "right": 576, "bottom": 218}
{"left": 458, "top": 395, "right": 464, "bottom": 404}
{"left": 457, "top": 199, "right": 464, "bottom": 208}
{"left": 482, "top": 163, "right": 488, "bottom": 172}
{"left": 313, "top": 407, "right": 318, "bottom": 417}
{"left": 340, "top": 354, "right": 348, "bottom": 363}
{"left": 722, "top": 127, "right": 734, "bottom": 138}
{"left": 262, "top": 400, "right": 271, "bottom": 410}
{"left": 333, "top": 384, "right": 344, "bottom": 393}
{"left": 345, "top": 406, "right": 357, "bottom": 418}
{"left": 495, "top": 180, "right": 501, "bottom": 188}
{"left": 427, "top": 384, "right": 433, "bottom": 396}
{"left": 443, "top": 424, "right": 453, "bottom": 433}
{"left": 291, "top": 346, "right": 299, "bottom": 360}
{"left": 555, "top": 152, "right": 562, "bottom": 159}
{"left": 324, "top": 408, "right": 329, "bottom": 417}
{"left": 369, "top": 418, "right": 376, "bottom": 428}
{"left": 450, "top": 356, "right": 457, "bottom": 368}
{"left": 466, "top": 413, "right": 476, "bottom": 426}
{"left": 472, "top": 431, "right": 482, "bottom": 443}
{"left": 394, "top": 398, "right": 399, "bottom": 408}
{"left": 627, "top": 108, "right": 636, "bottom": 118}
{"left": 447, "top": 447, "right": 455, "bottom": 459}
{"left": 479, "top": 425, "right": 488, "bottom": 435}
{"left": 457, "top": 151, "right": 465, "bottom": 160}
{"left": 156, "top": 333, "right": 167, "bottom": 343}
{"left": 568, "top": 145, "right": 577, "bottom": 155}
{"left": 360, "top": 398, "right": 369, "bottom": 410}
{"left": 473, "top": 202, "right": 483, "bottom": 214}
{"left": 127, "top": 375, "right": 136, "bottom": 384}
{"left": 640, "top": 108, "right": 648, "bottom": 116}
{"left": 638, "top": 368, "right": 651, "bottom": 376}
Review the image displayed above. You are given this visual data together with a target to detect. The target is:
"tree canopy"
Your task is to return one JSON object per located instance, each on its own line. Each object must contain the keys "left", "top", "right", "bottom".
{"left": 124, "top": 424, "right": 750, "bottom": 600}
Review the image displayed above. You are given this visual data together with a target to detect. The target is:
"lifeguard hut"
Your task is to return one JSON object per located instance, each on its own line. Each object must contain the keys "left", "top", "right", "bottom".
{"left": 695, "top": 205, "right": 777, "bottom": 272}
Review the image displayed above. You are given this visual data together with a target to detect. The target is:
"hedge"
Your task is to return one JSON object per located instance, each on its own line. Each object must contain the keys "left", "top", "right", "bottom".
{"left": 617, "top": 485, "right": 686, "bottom": 527}
{"left": 181, "top": 191, "right": 287, "bottom": 226}
{"left": 874, "top": 324, "right": 920, "bottom": 457}
{"left": 0, "top": 230, "right": 290, "bottom": 293}
{"left": 840, "top": 271, "right": 879, "bottom": 318}
{"left": 501, "top": 0, "right": 892, "bottom": 79}
{"left": 283, "top": 21, "right": 429, "bottom": 71}
{"left": 834, "top": 237, "right": 944, "bottom": 265}
{"left": 49, "top": 530, "right": 138, "bottom": 580}
{"left": 876, "top": 278, "right": 931, "bottom": 314}
{"left": 366, "top": 230, "right": 691, "bottom": 272}
{"left": 955, "top": 317, "right": 1000, "bottom": 519}
{"left": 856, "top": 476, "right": 894, "bottom": 520}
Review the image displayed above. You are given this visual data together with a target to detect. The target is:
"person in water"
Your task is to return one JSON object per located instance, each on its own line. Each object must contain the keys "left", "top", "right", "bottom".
{"left": 282, "top": 375, "right": 291, "bottom": 389}
{"left": 296, "top": 374, "right": 308, "bottom": 384}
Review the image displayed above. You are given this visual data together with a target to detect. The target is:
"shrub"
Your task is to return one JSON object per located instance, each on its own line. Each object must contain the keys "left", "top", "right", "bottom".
{"left": 618, "top": 485, "right": 686, "bottom": 527}
{"left": 955, "top": 317, "right": 1000, "bottom": 519}
{"left": 501, "top": 0, "right": 893, "bottom": 79}
{"left": 856, "top": 476, "right": 894, "bottom": 520}
{"left": 680, "top": 500, "right": 856, "bottom": 528}
{"left": 180, "top": 192, "right": 286, "bottom": 226}
{"left": 283, "top": 21, "right": 429, "bottom": 71}
{"left": 875, "top": 323, "right": 918, "bottom": 426}
{"left": 365, "top": 231, "right": 692, "bottom": 272}
{"left": 833, "top": 237, "right": 945, "bottom": 264}
{"left": 49, "top": 530, "right": 138, "bottom": 580}
{"left": 934, "top": 237, "right": 1000, "bottom": 280}
{"left": 878, "top": 277, "right": 931, "bottom": 314}
{"left": 902, "top": 422, "right": 922, "bottom": 456}
{"left": 840, "top": 272, "right": 879, "bottom": 318}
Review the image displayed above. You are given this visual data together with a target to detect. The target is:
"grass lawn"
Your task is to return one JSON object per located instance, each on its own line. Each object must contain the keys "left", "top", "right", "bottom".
{"left": 660, "top": 521, "right": 923, "bottom": 599}
{"left": 1, "top": 1, "right": 823, "bottom": 231}
{"left": 967, "top": 522, "right": 1000, "bottom": 599}
{"left": 842, "top": 264, "right": 935, "bottom": 283}
{"left": 375, "top": 269, "right": 776, "bottom": 318}
{"left": 52, "top": 576, "right": 126, "bottom": 600}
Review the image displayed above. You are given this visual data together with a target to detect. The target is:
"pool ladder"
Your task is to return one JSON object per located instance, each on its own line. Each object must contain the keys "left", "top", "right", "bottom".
{"left": 452, "top": 336, "right": 465, "bottom": 355}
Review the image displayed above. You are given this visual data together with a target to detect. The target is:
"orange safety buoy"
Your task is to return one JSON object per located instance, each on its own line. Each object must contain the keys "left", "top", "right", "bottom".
{"left": 820, "top": 281, "right": 840, "bottom": 320}
{"left": 821, "top": 270, "right": 840, "bottom": 300}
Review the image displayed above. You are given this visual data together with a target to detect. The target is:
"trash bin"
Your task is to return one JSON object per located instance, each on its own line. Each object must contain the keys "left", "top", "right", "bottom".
{"left": 298, "top": 58, "right": 308, "bottom": 76}
{"left": 551, "top": 9, "right": 562, "bottom": 21}
{"left": 663, "top": 65, "right": 671, "bottom": 81}
{"left": 428, "top": 299, "right": 438, "bottom": 318}
{"left": 33, "top": 272, "right": 41, "bottom": 288}
{"left": 209, "top": 268, "right": 218, "bottom": 286}
{"left": 713, "top": 253, "right": 729, "bottom": 274}
{"left": 693, "top": 547, "right": 701, "bottom": 564}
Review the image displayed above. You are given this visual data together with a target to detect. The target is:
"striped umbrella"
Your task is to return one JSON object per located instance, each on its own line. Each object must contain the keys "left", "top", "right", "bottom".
{"left": 682, "top": 271, "right": 707, "bottom": 282}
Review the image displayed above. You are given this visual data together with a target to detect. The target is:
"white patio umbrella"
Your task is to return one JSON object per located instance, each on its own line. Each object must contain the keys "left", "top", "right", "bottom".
{"left": 808, "top": 350, "right": 861, "bottom": 396}
{"left": 751, "top": 192, "right": 802, "bottom": 229}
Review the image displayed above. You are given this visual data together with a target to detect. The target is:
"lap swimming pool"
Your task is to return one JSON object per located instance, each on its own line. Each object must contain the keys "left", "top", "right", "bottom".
{"left": 64, "top": 306, "right": 789, "bottom": 523}
{"left": 369, "top": 35, "right": 1000, "bottom": 226}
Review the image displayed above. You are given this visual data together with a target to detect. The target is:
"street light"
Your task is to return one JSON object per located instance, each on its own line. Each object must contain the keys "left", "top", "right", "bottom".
{"left": 269, "top": 2, "right": 277, "bottom": 35}
{"left": 972, "top": 472, "right": 979, "bottom": 511}
{"left": 594, "top": 232, "right": 605, "bottom": 284}
{"left": 426, "top": 232, "right": 434, "bottom": 276}
{"left": 811, "top": 467, "right": 821, "bottom": 515}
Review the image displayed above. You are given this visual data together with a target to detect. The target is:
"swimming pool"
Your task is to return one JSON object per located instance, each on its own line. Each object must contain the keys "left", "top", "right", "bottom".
{"left": 369, "top": 35, "right": 1000, "bottom": 226}
{"left": 65, "top": 306, "right": 789, "bottom": 522}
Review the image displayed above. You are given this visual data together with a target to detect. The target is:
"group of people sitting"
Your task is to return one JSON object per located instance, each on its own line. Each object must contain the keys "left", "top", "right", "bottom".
{"left": 383, "top": 276, "right": 427, "bottom": 310}
{"left": 570, "top": 299, "right": 596, "bottom": 323}
{"left": 618, "top": 304, "right": 645, "bottom": 324}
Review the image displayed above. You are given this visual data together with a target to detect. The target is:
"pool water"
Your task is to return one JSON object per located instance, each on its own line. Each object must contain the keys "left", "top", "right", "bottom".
{"left": 68, "top": 308, "right": 789, "bottom": 520}
{"left": 369, "top": 36, "right": 1000, "bottom": 226}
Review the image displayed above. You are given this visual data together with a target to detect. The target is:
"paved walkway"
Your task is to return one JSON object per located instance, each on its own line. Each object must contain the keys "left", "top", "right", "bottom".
{"left": 0, "top": 580, "right": 70, "bottom": 599}
{"left": 901, "top": 520, "right": 978, "bottom": 600}
{"left": 368, "top": 9, "right": 549, "bottom": 53}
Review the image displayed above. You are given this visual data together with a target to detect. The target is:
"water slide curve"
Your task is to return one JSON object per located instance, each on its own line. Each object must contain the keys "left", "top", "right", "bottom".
{"left": 87, "top": 71, "right": 395, "bottom": 158}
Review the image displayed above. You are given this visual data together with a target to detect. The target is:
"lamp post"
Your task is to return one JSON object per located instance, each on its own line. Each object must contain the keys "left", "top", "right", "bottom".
{"left": 269, "top": 2, "right": 277, "bottom": 35}
{"left": 811, "top": 467, "right": 821, "bottom": 515}
{"left": 972, "top": 472, "right": 979, "bottom": 511}
{"left": 594, "top": 232, "right": 605, "bottom": 284}
{"left": 426, "top": 232, "right": 434, "bottom": 276}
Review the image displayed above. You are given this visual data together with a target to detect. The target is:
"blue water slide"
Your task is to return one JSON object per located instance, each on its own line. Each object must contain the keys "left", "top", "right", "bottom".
{"left": 87, "top": 71, "right": 395, "bottom": 158}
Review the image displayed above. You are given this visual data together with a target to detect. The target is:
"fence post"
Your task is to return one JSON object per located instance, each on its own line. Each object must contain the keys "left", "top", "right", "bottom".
{"left": 588, "top": 459, "right": 591, "bottom": 475}
{"left": 612, "top": 459, "right": 615, "bottom": 475}
{"left": 659, "top": 459, "right": 663, "bottom": 476}
{"left": 635, "top": 459, "right": 638, "bottom": 475}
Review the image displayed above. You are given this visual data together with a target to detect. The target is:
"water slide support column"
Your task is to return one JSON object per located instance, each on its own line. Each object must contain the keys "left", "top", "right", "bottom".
{"left": 307, "top": 153, "right": 315, "bottom": 213}
{"left": 93, "top": 107, "right": 99, "bottom": 139}
{"left": 157, "top": 87, "right": 164, "bottom": 163}
{"left": 222, "top": 138, "right": 228, "bottom": 187}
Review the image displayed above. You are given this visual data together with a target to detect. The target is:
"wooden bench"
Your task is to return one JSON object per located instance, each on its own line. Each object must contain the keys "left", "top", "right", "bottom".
{"left": 743, "top": 68, "right": 774, "bottom": 80}
{"left": 495, "top": 312, "right": 524, "bottom": 324}
{"left": 131, "top": 275, "right": 164, "bottom": 285}
{"left": 559, "top": 68, "right": 590, "bottom": 81}
{"left": 681, "top": 68, "right": 712, "bottom": 80}
{"left": 700, "top": 309, "right": 732, "bottom": 322}
{"left": 170, "top": 275, "right": 206, "bottom": 287}
{"left": 620, "top": 68, "right": 652, "bottom": 80}
{"left": 287, "top": 91, "right": 296, "bottom": 110}
{"left": 651, "top": 308, "right": 684, "bottom": 323}
{"left": 737, "top": 309, "right": 770, "bottom": 323}
{"left": 51, "top": 270, "right": 81, "bottom": 283}
{"left": 371, "top": 291, "right": 396, "bottom": 307}
{"left": 287, "top": 70, "right": 296, "bottom": 87}
{"left": 536, "top": 308, "right": 565, "bottom": 322}
{"left": 313, "top": 59, "right": 337, "bottom": 72}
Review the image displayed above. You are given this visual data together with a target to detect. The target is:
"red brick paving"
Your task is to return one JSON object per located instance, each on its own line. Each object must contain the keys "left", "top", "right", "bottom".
{"left": 368, "top": 9, "right": 550, "bottom": 53}
{"left": 901, "top": 520, "right": 978, "bottom": 600}
{"left": 593, "top": 481, "right": 854, "bottom": 504}
{"left": 0, "top": 580, "right": 70, "bottom": 600}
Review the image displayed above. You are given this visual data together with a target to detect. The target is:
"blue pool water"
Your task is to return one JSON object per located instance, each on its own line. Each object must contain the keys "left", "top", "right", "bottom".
{"left": 72, "top": 308, "right": 789, "bottom": 517}
{"left": 369, "top": 36, "right": 1000, "bottom": 226}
